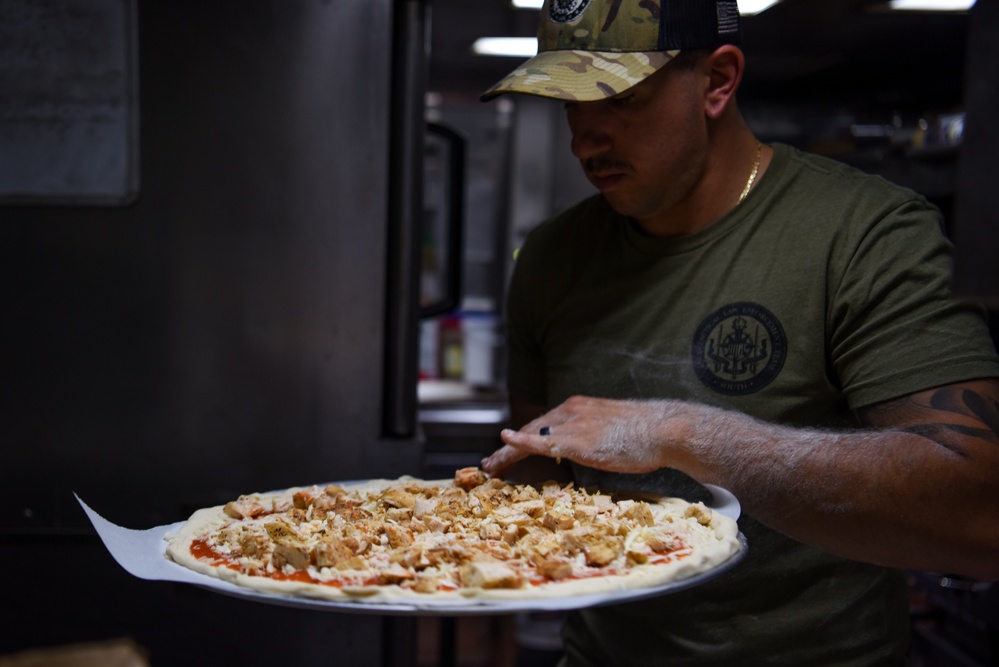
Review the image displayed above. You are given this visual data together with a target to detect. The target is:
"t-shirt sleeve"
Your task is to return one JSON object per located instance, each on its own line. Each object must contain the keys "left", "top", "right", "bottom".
{"left": 827, "top": 197, "right": 999, "bottom": 409}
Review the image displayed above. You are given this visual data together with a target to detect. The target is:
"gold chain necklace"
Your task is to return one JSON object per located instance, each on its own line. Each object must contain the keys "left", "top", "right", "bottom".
{"left": 737, "top": 142, "right": 763, "bottom": 205}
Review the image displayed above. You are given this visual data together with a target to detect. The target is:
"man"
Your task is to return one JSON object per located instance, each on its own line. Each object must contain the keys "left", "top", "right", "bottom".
{"left": 479, "top": 1, "right": 999, "bottom": 664}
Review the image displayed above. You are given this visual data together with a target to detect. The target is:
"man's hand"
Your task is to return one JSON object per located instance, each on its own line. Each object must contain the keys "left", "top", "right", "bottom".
{"left": 483, "top": 396, "right": 695, "bottom": 476}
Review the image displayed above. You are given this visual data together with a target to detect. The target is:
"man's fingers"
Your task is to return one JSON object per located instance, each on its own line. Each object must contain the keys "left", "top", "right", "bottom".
{"left": 501, "top": 427, "right": 544, "bottom": 446}
{"left": 480, "top": 444, "right": 530, "bottom": 475}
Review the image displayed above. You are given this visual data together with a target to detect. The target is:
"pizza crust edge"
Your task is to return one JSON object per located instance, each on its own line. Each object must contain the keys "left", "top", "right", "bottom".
{"left": 164, "top": 477, "right": 742, "bottom": 604}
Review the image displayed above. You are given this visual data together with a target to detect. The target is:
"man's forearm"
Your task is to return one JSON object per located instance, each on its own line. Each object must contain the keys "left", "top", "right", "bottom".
{"left": 673, "top": 404, "right": 998, "bottom": 580}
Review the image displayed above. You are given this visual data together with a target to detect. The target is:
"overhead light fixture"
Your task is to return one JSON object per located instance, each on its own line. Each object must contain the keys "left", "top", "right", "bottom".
{"left": 481, "top": 0, "right": 785, "bottom": 58}
{"left": 737, "top": 0, "right": 781, "bottom": 15}
{"left": 483, "top": 0, "right": 785, "bottom": 57}
{"left": 511, "top": 0, "right": 782, "bottom": 14}
{"left": 889, "top": 0, "right": 975, "bottom": 9}
{"left": 472, "top": 37, "right": 538, "bottom": 58}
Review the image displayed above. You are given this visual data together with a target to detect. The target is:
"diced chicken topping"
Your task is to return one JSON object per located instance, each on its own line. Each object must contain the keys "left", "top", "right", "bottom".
{"left": 454, "top": 466, "right": 488, "bottom": 491}
{"left": 264, "top": 519, "right": 303, "bottom": 546}
{"left": 620, "top": 500, "right": 655, "bottom": 526}
{"left": 273, "top": 543, "right": 310, "bottom": 570}
{"left": 461, "top": 560, "right": 522, "bottom": 589}
{"left": 537, "top": 559, "right": 573, "bottom": 580}
{"left": 381, "top": 488, "right": 416, "bottom": 509}
{"left": 292, "top": 486, "right": 325, "bottom": 510}
{"left": 196, "top": 467, "right": 700, "bottom": 594}
{"left": 313, "top": 541, "right": 355, "bottom": 569}
{"left": 685, "top": 503, "right": 713, "bottom": 526}
{"left": 223, "top": 495, "right": 267, "bottom": 519}
{"left": 642, "top": 527, "right": 684, "bottom": 553}
{"left": 413, "top": 573, "right": 440, "bottom": 594}
{"left": 379, "top": 563, "right": 415, "bottom": 584}
{"left": 542, "top": 510, "right": 575, "bottom": 531}
{"left": 412, "top": 496, "right": 438, "bottom": 519}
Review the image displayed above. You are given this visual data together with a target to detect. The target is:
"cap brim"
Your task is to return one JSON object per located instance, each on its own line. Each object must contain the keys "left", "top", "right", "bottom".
{"left": 480, "top": 49, "right": 678, "bottom": 102}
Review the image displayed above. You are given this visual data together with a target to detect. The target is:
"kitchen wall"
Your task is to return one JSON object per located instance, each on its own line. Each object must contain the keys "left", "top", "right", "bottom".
{"left": 1, "top": 1, "right": 420, "bottom": 664}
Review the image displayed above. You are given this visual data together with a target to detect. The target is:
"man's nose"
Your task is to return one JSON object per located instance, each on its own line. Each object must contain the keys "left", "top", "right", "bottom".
{"left": 567, "top": 104, "right": 612, "bottom": 162}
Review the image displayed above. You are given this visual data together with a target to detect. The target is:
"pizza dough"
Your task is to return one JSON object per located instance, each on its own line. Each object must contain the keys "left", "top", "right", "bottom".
{"left": 165, "top": 468, "right": 741, "bottom": 603}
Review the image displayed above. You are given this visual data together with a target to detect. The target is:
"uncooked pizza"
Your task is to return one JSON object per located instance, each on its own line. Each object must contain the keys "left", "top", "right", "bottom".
{"left": 165, "top": 468, "right": 741, "bottom": 602}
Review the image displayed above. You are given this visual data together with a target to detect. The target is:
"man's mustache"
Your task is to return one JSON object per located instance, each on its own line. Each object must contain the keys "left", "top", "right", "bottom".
{"left": 584, "top": 157, "right": 630, "bottom": 174}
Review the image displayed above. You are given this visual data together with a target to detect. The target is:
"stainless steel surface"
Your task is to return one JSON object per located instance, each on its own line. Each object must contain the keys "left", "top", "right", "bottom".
{"left": 419, "top": 399, "right": 509, "bottom": 479}
{"left": 421, "top": 122, "right": 467, "bottom": 319}
{"left": 1, "top": 1, "right": 424, "bottom": 664}
{"left": 384, "top": 0, "right": 431, "bottom": 438}
{"left": 1, "top": 0, "right": 421, "bottom": 531}
{"left": 421, "top": 405, "right": 509, "bottom": 426}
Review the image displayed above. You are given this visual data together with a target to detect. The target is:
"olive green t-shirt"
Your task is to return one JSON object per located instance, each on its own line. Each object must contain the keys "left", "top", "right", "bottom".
{"left": 506, "top": 143, "right": 999, "bottom": 666}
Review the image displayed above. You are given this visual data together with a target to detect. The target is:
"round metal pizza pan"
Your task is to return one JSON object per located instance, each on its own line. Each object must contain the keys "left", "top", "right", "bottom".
{"left": 79, "top": 482, "right": 747, "bottom": 618}
{"left": 185, "top": 482, "right": 747, "bottom": 616}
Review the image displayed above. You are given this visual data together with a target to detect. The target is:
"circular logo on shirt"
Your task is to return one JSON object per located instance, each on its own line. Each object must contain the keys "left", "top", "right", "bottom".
{"left": 550, "top": 0, "right": 591, "bottom": 23}
{"left": 691, "top": 302, "right": 788, "bottom": 396}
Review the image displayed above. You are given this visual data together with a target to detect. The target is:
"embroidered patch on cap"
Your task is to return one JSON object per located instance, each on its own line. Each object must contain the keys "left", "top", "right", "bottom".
{"left": 549, "top": 0, "right": 592, "bottom": 24}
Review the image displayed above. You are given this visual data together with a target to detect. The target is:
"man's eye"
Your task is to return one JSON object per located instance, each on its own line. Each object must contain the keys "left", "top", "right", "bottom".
{"left": 610, "top": 94, "right": 634, "bottom": 106}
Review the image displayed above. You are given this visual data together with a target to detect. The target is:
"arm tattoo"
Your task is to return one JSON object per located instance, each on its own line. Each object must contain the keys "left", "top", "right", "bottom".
{"left": 856, "top": 384, "right": 999, "bottom": 456}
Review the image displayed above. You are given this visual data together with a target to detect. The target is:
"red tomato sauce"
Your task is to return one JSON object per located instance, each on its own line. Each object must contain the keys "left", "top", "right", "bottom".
{"left": 190, "top": 539, "right": 378, "bottom": 587}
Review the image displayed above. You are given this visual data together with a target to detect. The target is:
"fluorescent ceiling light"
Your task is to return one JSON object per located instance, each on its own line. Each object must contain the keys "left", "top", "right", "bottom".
{"left": 473, "top": 37, "right": 538, "bottom": 58}
{"left": 737, "top": 0, "right": 781, "bottom": 15}
{"left": 889, "top": 0, "right": 975, "bottom": 9}
{"left": 511, "top": 0, "right": 782, "bottom": 14}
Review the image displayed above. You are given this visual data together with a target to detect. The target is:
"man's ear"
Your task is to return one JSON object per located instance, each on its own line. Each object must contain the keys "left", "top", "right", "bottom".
{"left": 703, "top": 45, "right": 744, "bottom": 119}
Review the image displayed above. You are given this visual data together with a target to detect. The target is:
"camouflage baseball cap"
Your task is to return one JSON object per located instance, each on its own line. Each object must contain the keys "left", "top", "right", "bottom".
{"left": 481, "top": 0, "right": 742, "bottom": 102}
